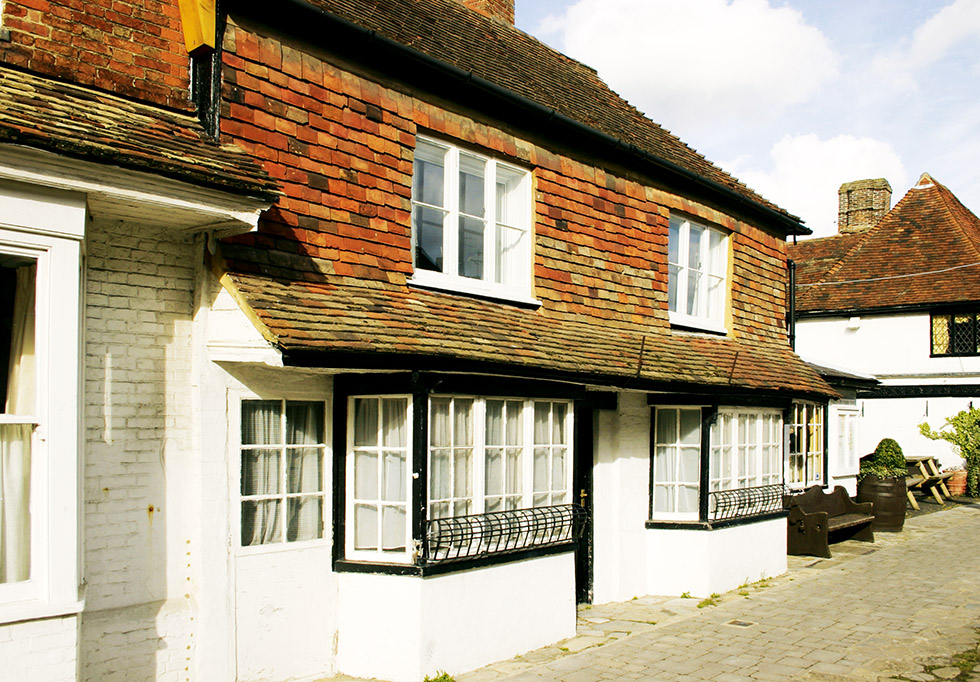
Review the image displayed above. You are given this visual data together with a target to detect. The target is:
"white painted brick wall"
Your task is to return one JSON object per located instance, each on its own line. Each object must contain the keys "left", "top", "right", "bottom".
{"left": 81, "top": 220, "right": 199, "bottom": 682}
{"left": 0, "top": 616, "right": 78, "bottom": 682}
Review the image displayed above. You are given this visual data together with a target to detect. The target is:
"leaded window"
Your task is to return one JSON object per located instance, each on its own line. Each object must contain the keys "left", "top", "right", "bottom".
{"left": 932, "top": 312, "right": 980, "bottom": 357}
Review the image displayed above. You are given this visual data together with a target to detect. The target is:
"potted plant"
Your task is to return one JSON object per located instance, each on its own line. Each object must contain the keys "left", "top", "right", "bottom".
{"left": 920, "top": 406, "right": 980, "bottom": 497}
{"left": 944, "top": 464, "right": 968, "bottom": 497}
{"left": 856, "top": 438, "right": 909, "bottom": 531}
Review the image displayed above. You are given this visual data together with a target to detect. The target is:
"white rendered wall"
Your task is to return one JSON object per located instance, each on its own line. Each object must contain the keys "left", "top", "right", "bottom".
{"left": 592, "top": 391, "right": 650, "bottom": 604}
{"left": 337, "top": 553, "right": 576, "bottom": 682}
{"left": 0, "top": 615, "right": 78, "bottom": 682}
{"left": 797, "top": 315, "right": 980, "bottom": 469}
{"left": 644, "top": 519, "right": 786, "bottom": 597}
{"left": 81, "top": 219, "right": 199, "bottom": 682}
{"left": 592, "top": 392, "right": 788, "bottom": 602}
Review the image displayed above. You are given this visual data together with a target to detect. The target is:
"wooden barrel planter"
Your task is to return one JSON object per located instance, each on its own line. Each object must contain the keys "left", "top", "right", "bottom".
{"left": 947, "top": 470, "right": 967, "bottom": 496}
{"left": 856, "top": 474, "right": 906, "bottom": 532}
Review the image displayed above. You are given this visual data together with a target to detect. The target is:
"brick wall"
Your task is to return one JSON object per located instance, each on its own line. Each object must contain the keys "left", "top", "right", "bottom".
{"left": 457, "top": 0, "right": 515, "bottom": 23}
{"left": 0, "top": 0, "right": 192, "bottom": 109}
{"left": 219, "top": 18, "right": 791, "bottom": 341}
{"left": 81, "top": 219, "right": 198, "bottom": 681}
{"left": 0, "top": 616, "right": 78, "bottom": 682}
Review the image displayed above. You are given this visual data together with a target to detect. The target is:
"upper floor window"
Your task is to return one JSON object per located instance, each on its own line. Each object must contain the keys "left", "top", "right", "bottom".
{"left": 411, "top": 137, "right": 532, "bottom": 301}
{"left": 240, "top": 400, "right": 327, "bottom": 547}
{"left": 668, "top": 215, "right": 728, "bottom": 332}
{"left": 931, "top": 312, "right": 979, "bottom": 357}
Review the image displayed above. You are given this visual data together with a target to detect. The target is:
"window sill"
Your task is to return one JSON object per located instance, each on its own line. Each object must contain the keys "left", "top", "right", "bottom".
{"left": 668, "top": 312, "right": 727, "bottom": 335}
{"left": 408, "top": 274, "right": 541, "bottom": 309}
{"left": 0, "top": 598, "right": 85, "bottom": 627}
{"left": 645, "top": 510, "right": 788, "bottom": 531}
{"left": 335, "top": 541, "right": 578, "bottom": 577}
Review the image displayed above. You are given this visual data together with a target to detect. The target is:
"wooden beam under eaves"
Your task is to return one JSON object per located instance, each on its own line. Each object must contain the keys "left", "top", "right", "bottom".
{"left": 178, "top": 0, "right": 216, "bottom": 56}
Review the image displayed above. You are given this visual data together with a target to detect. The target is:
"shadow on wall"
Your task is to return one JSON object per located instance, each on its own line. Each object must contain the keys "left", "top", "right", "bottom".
{"left": 79, "top": 220, "right": 199, "bottom": 682}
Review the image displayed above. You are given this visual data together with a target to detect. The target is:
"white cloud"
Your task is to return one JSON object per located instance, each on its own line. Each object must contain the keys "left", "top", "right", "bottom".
{"left": 547, "top": 0, "right": 840, "bottom": 134}
{"left": 726, "top": 134, "right": 909, "bottom": 238}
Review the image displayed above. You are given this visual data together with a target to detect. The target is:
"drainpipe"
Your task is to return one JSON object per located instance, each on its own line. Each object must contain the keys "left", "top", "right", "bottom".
{"left": 788, "top": 259, "right": 797, "bottom": 351}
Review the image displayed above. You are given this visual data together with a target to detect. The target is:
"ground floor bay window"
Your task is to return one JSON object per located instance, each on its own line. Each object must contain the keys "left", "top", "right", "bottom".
{"left": 650, "top": 405, "right": 785, "bottom": 525}
{"left": 338, "top": 378, "right": 584, "bottom": 571}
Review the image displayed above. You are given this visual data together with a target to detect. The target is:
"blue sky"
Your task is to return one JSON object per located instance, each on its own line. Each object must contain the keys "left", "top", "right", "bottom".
{"left": 514, "top": 0, "right": 980, "bottom": 238}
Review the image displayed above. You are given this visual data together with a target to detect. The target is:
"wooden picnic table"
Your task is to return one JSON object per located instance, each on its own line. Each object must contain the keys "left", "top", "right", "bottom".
{"left": 905, "top": 455, "right": 953, "bottom": 509}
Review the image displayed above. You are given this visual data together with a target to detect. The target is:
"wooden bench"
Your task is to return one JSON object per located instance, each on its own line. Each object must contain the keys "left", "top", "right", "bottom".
{"left": 785, "top": 485, "right": 874, "bottom": 558}
{"left": 906, "top": 455, "right": 953, "bottom": 506}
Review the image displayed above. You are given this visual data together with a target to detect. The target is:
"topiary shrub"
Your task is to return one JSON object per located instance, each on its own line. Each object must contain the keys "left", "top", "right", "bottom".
{"left": 858, "top": 438, "right": 908, "bottom": 482}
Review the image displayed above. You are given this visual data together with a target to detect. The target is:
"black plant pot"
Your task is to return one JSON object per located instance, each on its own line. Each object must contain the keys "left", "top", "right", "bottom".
{"left": 856, "top": 474, "right": 906, "bottom": 532}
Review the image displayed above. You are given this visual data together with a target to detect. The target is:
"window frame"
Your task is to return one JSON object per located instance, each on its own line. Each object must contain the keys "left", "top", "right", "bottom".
{"left": 786, "top": 402, "right": 825, "bottom": 490}
{"left": 0, "top": 218, "right": 83, "bottom": 622}
{"left": 340, "top": 387, "right": 575, "bottom": 568}
{"left": 667, "top": 215, "right": 729, "bottom": 333}
{"left": 709, "top": 409, "right": 783, "bottom": 493}
{"left": 831, "top": 405, "right": 860, "bottom": 477}
{"left": 650, "top": 406, "right": 704, "bottom": 521}
{"left": 409, "top": 136, "right": 534, "bottom": 304}
{"left": 931, "top": 311, "right": 980, "bottom": 357}
{"left": 345, "top": 395, "right": 415, "bottom": 564}
{"left": 427, "top": 395, "right": 573, "bottom": 520}
{"left": 238, "top": 399, "right": 329, "bottom": 550}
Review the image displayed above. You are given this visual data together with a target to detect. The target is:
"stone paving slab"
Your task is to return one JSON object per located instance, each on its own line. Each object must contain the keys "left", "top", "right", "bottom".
{"left": 459, "top": 504, "right": 980, "bottom": 682}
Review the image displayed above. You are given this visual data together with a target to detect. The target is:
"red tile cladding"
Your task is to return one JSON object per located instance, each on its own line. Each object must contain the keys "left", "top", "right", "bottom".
{"left": 0, "top": 0, "right": 192, "bottom": 110}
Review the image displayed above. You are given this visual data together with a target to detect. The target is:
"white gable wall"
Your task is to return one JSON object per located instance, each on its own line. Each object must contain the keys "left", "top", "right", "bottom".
{"left": 797, "top": 313, "right": 980, "bottom": 468}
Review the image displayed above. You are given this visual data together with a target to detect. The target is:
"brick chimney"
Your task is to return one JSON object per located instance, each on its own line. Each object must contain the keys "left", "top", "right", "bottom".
{"left": 837, "top": 178, "right": 892, "bottom": 234}
{"left": 459, "top": 0, "right": 515, "bottom": 24}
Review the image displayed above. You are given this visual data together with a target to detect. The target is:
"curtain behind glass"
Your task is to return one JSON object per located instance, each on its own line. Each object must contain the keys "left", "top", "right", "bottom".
{"left": 1, "top": 264, "right": 36, "bottom": 583}
{"left": 241, "top": 401, "right": 281, "bottom": 546}
{"left": 286, "top": 402, "right": 323, "bottom": 542}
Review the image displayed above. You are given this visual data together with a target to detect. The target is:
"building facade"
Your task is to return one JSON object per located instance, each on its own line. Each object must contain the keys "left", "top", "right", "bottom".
{"left": 0, "top": 1, "right": 834, "bottom": 680}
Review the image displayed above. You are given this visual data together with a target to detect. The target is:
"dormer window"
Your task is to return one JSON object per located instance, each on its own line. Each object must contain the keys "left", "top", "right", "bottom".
{"left": 411, "top": 137, "right": 532, "bottom": 302}
{"left": 668, "top": 215, "right": 729, "bottom": 333}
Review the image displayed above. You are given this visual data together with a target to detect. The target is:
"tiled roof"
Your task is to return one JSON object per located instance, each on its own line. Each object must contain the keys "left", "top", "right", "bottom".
{"left": 224, "top": 270, "right": 834, "bottom": 397}
{"left": 790, "top": 174, "right": 980, "bottom": 314}
{"left": 0, "top": 66, "right": 279, "bottom": 200}
{"left": 276, "top": 0, "right": 797, "bottom": 225}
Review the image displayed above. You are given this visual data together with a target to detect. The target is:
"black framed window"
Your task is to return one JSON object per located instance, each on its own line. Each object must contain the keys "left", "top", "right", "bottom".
{"left": 932, "top": 312, "right": 980, "bottom": 357}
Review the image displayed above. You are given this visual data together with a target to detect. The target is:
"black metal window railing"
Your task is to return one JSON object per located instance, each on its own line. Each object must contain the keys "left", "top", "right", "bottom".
{"left": 709, "top": 483, "right": 785, "bottom": 522}
{"left": 422, "top": 504, "right": 587, "bottom": 565}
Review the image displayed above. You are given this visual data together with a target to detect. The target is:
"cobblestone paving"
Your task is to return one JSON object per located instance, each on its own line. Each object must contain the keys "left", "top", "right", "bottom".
{"left": 459, "top": 504, "right": 980, "bottom": 682}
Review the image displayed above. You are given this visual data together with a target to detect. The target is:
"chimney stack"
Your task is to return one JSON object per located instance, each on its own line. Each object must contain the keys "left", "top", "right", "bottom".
{"left": 837, "top": 178, "right": 891, "bottom": 234}
{"left": 459, "top": 0, "right": 515, "bottom": 24}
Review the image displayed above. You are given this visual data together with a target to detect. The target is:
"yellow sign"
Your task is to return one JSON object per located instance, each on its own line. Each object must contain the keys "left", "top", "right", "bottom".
{"left": 177, "top": 0, "right": 216, "bottom": 56}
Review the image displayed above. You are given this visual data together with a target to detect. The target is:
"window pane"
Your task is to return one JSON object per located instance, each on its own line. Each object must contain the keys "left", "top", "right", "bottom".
{"left": 354, "top": 503, "right": 378, "bottom": 550}
{"left": 242, "top": 401, "right": 281, "bottom": 445}
{"left": 414, "top": 206, "right": 446, "bottom": 272}
{"left": 495, "top": 165, "right": 525, "bottom": 227}
{"left": 653, "top": 484, "right": 673, "bottom": 513}
{"left": 533, "top": 446, "right": 549, "bottom": 491}
{"left": 383, "top": 451, "right": 406, "bottom": 502}
{"left": 413, "top": 140, "right": 446, "bottom": 206}
{"left": 1, "top": 262, "right": 36, "bottom": 417}
{"left": 287, "top": 497, "right": 323, "bottom": 542}
{"left": 354, "top": 450, "right": 378, "bottom": 499}
{"left": 286, "top": 401, "right": 323, "bottom": 444}
{"left": 687, "top": 224, "right": 704, "bottom": 271}
{"left": 679, "top": 447, "right": 699, "bottom": 482}
{"left": 353, "top": 399, "right": 379, "bottom": 447}
{"left": 485, "top": 447, "right": 503, "bottom": 495}
{"left": 454, "top": 449, "right": 472, "bottom": 498}
{"left": 287, "top": 448, "right": 322, "bottom": 494}
{"left": 0, "top": 423, "right": 32, "bottom": 582}
{"left": 459, "top": 216, "right": 485, "bottom": 279}
{"left": 656, "top": 409, "right": 677, "bottom": 444}
{"left": 679, "top": 409, "right": 701, "bottom": 445}
{"left": 486, "top": 400, "right": 503, "bottom": 446}
{"left": 454, "top": 399, "right": 474, "bottom": 446}
{"left": 383, "top": 398, "right": 408, "bottom": 448}
{"left": 553, "top": 403, "right": 567, "bottom": 443}
{"left": 242, "top": 500, "right": 281, "bottom": 546}
{"left": 653, "top": 445, "right": 674, "bottom": 483}
{"left": 431, "top": 398, "right": 451, "bottom": 447}
{"left": 534, "top": 403, "right": 550, "bottom": 444}
{"left": 242, "top": 449, "right": 281, "bottom": 496}
{"left": 678, "top": 485, "right": 699, "bottom": 513}
{"left": 382, "top": 506, "right": 406, "bottom": 550}
{"left": 667, "top": 263, "right": 680, "bottom": 313}
{"left": 495, "top": 223, "right": 525, "bottom": 285}
{"left": 430, "top": 449, "right": 450, "bottom": 499}
{"left": 505, "top": 447, "right": 522, "bottom": 495}
{"left": 552, "top": 447, "right": 566, "bottom": 487}
{"left": 459, "top": 154, "right": 486, "bottom": 217}
{"left": 505, "top": 401, "right": 522, "bottom": 445}
{"left": 668, "top": 219, "right": 681, "bottom": 265}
